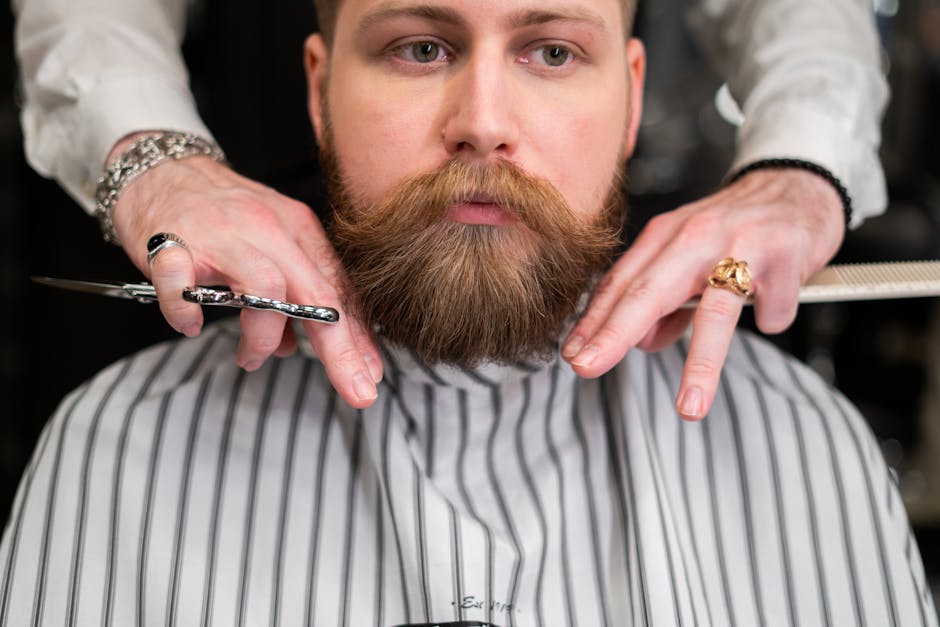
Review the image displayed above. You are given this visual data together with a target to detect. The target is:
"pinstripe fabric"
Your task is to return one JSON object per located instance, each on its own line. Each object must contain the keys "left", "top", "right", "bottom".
{"left": 1, "top": 318, "right": 935, "bottom": 626}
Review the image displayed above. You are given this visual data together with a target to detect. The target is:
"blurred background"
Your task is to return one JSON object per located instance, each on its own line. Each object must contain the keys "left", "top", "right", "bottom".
{"left": 1, "top": 0, "right": 940, "bottom": 599}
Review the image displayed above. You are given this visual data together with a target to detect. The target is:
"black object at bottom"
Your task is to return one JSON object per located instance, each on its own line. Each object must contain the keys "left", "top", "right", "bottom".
{"left": 146, "top": 233, "right": 170, "bottom": 253}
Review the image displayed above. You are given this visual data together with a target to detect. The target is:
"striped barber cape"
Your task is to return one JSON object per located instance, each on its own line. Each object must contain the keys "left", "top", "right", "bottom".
{"left": 0, "top": 317, "right": 935, "bottom": 626}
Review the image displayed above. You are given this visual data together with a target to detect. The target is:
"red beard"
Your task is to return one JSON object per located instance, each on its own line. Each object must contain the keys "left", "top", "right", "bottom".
{"left": 324, "top": 152, "right": 625, "bottom": 368}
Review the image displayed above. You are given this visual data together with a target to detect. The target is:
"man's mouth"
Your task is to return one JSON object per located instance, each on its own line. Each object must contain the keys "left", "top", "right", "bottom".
{"left": 446, "top": 194, "right": 516, "bottom": 226}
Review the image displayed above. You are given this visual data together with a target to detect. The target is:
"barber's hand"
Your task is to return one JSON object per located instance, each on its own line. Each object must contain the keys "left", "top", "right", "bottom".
{"left": 561, "top": 168, "right": 845, "bottom": 420}
{"left": 109, "top": 145, "right": 382, "bottom": 409}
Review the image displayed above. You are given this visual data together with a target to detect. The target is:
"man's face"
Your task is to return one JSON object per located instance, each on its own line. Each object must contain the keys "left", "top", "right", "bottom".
{"left": 308, "top": 0, "right": 643, "bottom": 221}
{"left": 305, "top": 0, "right": 646, "bottom": 366}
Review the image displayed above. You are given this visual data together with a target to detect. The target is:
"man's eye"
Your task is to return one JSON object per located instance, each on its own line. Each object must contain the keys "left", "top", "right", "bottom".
{"left": 408, "top": 41, "right": 444, "bottom": 63}
{"left": 540, "top": 45, "right": 572, "bottom": 67}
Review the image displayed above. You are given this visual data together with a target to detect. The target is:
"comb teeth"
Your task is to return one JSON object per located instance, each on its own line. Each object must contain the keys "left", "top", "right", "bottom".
{"left": 800, "top": 260, "right": 940, "bottom": 303}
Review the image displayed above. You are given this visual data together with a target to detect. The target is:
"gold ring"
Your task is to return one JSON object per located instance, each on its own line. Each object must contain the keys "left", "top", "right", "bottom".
{"left": 707, "top": 257, "right": 752, "bottom": 298}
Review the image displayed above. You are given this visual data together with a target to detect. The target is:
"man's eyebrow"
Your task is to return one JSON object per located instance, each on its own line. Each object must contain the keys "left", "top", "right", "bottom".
{"left": 355, "top": 3, "right": 610, "bottom": 37}
{"left": 505, "top": 7, "right": 609, "bottom": 32}
{"left": 356, "top": 3, "right": 466, "bottom": 35}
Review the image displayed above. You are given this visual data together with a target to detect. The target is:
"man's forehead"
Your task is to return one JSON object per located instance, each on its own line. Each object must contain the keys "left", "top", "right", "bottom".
{"left": 337, "top": 0, "right": 624, "bottom": 36}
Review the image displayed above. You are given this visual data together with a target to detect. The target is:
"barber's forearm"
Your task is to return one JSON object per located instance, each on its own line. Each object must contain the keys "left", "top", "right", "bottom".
{"left": 13, "top": 0, "right": 209, "bottom": 213}
{"left": 686, "top": 0, "right": 889, "bottom": 227}
{"left": 20, "top": 78, "right": 213, "bottom": 215}
{"left": 730, "top": 101, "right": 887, "bottom": 229}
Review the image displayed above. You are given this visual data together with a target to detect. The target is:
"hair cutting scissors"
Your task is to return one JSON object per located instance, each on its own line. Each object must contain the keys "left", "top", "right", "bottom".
{"left": 30, "top": 261, "right": 940, "bottom": 322}
{"left": 31, "top": 277, "right": 340, "bottom": 323}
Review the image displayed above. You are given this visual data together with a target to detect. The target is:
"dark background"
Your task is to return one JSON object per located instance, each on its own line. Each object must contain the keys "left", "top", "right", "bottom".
{"left": 2, "top": 0, "right": 940, "bottom": 592}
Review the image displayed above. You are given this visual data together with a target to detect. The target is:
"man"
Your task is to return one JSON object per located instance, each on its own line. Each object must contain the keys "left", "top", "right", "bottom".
{"left": 1, "top": 1, "right": 931, "bottom": 626}
{"left": 13, "top": 0, "right": 889, "bottom": 420}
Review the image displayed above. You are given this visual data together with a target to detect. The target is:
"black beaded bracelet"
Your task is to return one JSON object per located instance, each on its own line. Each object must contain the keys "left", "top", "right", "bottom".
{"left": 728, "top": 158, "right": 853, "bottom": 228}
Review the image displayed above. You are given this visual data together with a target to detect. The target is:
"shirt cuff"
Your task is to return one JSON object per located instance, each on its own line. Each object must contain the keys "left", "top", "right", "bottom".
{"left": 21, "top": 74, "right": 214, "bottom": 215}
{"left": 729, "top": 102, "right": 886, "bottom": 230}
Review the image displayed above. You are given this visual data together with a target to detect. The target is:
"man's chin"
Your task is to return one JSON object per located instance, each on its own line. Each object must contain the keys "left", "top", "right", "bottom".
{"left": 344, "top": 244, "right": 591, "bottom": 369}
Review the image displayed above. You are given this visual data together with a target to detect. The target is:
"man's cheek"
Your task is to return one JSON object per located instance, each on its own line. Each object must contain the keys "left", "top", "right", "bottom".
{"left": 336, "top": 117, "right": 442, "bottom": 193}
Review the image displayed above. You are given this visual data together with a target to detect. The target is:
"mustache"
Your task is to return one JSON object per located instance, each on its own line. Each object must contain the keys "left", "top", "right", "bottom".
{"left": 331, "top": 157, "right": 623, "bottom": 245}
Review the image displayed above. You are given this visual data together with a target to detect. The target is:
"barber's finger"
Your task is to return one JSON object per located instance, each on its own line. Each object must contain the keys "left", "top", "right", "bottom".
{"left": 212, "top": 236, "right": 377, "bottom": 407}
{"left": 237, "top": 309, "right": 289, "bottom": 371}
{"left": 565, "top": 257, "right": 705, "bottom": 378}
{"left": 675, "top": 287, "right": 745, "bottom": 420}
{"left": 636, "top": 308, "right": 694, "bottom": 353}
{"left": 302, "top": 318, "right": 380, "bottom": 408}
{"left": 275, "top": 322, "right": 298, "bottom": 358}
{"left": 563, "top": 214, "right": 683, "bottom": 357}
{"left": 211, "top": 247, "right": 291, "bottom": 371}
{"left": 149, "top": 243, "right": 203, "bottom": 337}
{"left": 291, "top": 228, "right": 382, "bottom": 408}
{"left": 204, "top": 239, "right": 379, "bottom": 407}
{"left": 752, "top": 262, "right": 802, "bottom": 335}
{"left": 293, "top": 224, "right": 383, "bottom": 374}
{"left": 298, "top": 300, "right": 382, "bottom": 408}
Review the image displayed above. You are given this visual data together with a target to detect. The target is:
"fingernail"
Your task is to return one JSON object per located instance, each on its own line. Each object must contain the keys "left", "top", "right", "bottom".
{"left": 677, "top": 386, "right": 704, "bottom": 419}
{"left": 181, "top": 323, "right": 201, "bottom": 338}
{"left": 241, "top": 359, "right": 262, "bottom": 372}
{"left": 364, "top": 354, "right": 383, "bottom": 383}
{"left": 353, "top": 371, "right": 378, "bottom": 402}
{"left": 562, "top": 335, "right": 585, "bottom": 359}
{"left": 571, "top": 344, "right": 599, "bottom": 368}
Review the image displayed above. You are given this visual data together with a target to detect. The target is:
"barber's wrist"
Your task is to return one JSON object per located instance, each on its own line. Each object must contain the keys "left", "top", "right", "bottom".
{"left": 726, "top": 166, "right": 846, "bottom": 252}
{"left": 106, "top": 132, "right": 160, "bottom": 164}
{"left": 95, "top": 130, "right": 227, "bottom": 245}
{"left": 728, "top": 158, "right": 853, "bottom": 229}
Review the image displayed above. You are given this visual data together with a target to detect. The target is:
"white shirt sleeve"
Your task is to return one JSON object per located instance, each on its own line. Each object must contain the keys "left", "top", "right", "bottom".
{"left": 12, "top": 0, "right": 214, "bottom": 213}
{"left": 685, "top": 0, "right": 890, "bottom": 228}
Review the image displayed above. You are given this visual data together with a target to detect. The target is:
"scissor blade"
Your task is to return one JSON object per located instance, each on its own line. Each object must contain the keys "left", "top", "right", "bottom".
{"left": 31, "top": 276, "right": 148, "bottom": 300}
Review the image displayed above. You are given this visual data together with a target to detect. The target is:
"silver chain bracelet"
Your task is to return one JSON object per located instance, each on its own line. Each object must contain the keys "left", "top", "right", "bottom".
{"left": 94, "top": 131, "right": 227, "bottom": 245}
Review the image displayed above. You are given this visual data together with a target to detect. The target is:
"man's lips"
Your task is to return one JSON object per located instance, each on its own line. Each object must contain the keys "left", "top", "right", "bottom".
{"left": 446, "top": 196, "right": 516, "bottom": 226}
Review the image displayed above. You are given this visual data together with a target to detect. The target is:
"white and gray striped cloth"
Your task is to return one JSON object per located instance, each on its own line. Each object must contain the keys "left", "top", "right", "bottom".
{"left": 0, "top": 318, "right": 935, "bottom": 626}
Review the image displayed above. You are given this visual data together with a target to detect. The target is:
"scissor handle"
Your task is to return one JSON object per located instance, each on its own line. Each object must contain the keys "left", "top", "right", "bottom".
{"left": 182, "top": 286, "right": 339, "bottom": 323}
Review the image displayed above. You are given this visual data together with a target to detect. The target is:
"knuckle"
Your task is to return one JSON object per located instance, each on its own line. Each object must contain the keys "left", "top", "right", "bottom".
{"left": 622, "top": 282, "right": 667, "bottom": 319}
{"left": 593, "top": 271, "right": 620, "bottom": 298}
{"left": 233, "top": 198, "right": 284, "bottom": 230}
{"left": 684, "top": 354, "right": 722, "bottom": 381}
{"left": 349, "top": 322, "right": 378, "bottom": 347}
{"left": 642, "top": 212, "right": 675, "bottom": 239}
{"left": 335, "top": 342, "right": 363, "bottom": 366}
{"left": 286, "top": 198, "right": 313, "bottom": 216}
{"left": 592, "top": 324, "right": 630, "bottom": 350}
{"left": 623, "top": 281, "right": 657, "bottom": 303}
{"left": 161, "top": 298, "right": 191, "bottom": 317}
{"left": 312, "top": 240, "right": 342, "bottom": 273}
{"left": 698, "top": 296, "right": 738, "bottom": 321}
{"left": 244, "top": 331, "right": 283, "bottom": 356}
{"left": 680, "top": 211, "right": 722, "bottom": 239}
{"left": 759, "top": 318, "right": 789, "bottom": 335}
{"left": 574, "top": 310, "right": 605, "bottom": 332}
{"left": 265, "top": 273, "right": 288, "bottom": 298}
{"left": 151, "top": 249, "right": 192, "bottom": 272}
{"left": 321, "top": 342, "right": 364, "bottom": 374}
{"left": 756, "top": 304, "right": 797, "bottom": 335}
{"left": 241, "top": 260, "right": 287, "bottom": 297}
{"left": 160, "top": 301, "right": 198, "bottom": 329}
{"left": 307, "top": 325, "right": 361, "bottom": 366}
{"left": 157, "top": 267, "right": 192, "bottom": 287}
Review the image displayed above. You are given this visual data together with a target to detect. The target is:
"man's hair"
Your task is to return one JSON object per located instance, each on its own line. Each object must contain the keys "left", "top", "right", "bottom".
{"left": 313, "top": 0, "right": 638, "bottom": 45}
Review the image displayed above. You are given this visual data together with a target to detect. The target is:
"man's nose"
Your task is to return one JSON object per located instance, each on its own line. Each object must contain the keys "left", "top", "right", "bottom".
{"left": 441, "top": 54, "right": 520, "bottom": 159}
